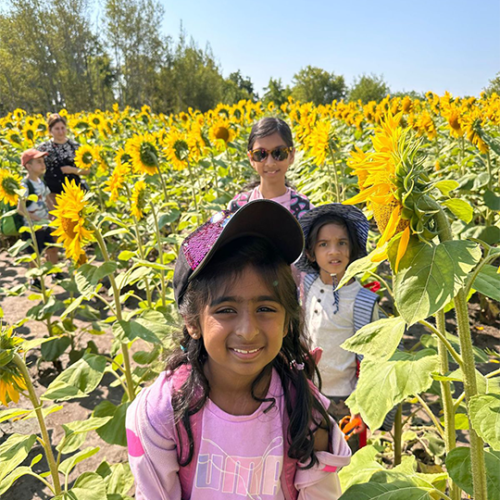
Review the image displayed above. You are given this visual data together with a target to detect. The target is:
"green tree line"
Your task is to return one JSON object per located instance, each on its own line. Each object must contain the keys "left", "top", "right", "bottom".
{"left": 9, "top": 0, "right": 494, "bottom": 115}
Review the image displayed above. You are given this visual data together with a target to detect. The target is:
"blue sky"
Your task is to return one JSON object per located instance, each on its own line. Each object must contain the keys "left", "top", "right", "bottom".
{"left": 159, "top": 0, "right": 500, "bottom": 97}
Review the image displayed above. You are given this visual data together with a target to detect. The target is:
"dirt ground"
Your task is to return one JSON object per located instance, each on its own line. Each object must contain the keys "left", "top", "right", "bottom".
{"left": 0, "top": 249, "right": 146, "bottom": 499}
{"left": 0, "top": 248, "right": 499, "bottom": 499}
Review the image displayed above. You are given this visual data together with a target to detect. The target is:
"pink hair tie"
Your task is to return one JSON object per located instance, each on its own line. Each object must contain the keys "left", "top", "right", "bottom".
{"left": 290, "top": 360, "right": 305, "bottom": 371}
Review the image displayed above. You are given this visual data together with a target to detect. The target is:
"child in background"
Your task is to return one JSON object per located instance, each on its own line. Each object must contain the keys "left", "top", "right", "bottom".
{"left": 127, "top": 200, "right": 351, "bottom": 500}
{"left": 228, "top": 117, "right": 313, "bottom": 219}
{"left": 296, "top": 204, "right": 382, "bottom": 450}
{"left": 17, "top": 149, "right": 61, "bottom": 290}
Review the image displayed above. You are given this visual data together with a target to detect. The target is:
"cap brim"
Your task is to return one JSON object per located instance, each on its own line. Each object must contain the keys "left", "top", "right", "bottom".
{"left": 190, "top": 199, "right": 304, "bottom": 281}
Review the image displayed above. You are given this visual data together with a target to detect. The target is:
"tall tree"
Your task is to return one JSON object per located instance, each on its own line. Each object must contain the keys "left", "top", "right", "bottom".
{"left": 169, "top": 36, "right": 226, "bottom": 112}
{"left": 349, "top": 74, "right": 390, "bottom": 103}
{"left": 0, "top": 0, "right": 112, "bottom": 113}
{"left": 223, "top": 71, "right": 258, "bottom": 104}
{"left": 483, "top": 72, "right": 500, "bottom": 97}
{"left": 291, "top": 66, "right": 347, "bottom": 105}
{"left": 105, "top": 0, "right": 169, "bottom": 108}
{"left": 262, "top": 77, "right": 291, "bottom": 106}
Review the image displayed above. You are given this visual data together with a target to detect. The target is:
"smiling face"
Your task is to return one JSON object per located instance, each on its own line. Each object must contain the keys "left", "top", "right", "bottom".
{"left": 247, "top": 132, "right": 295, "bottom": 188}
{"left": 308, "top": 223, "right": 351, "bottom": 284}
{"left": 188, "top": 266, "right": 288, "bottom": 389}
{"left": 50, "top": 121, "right": 68, "bottom": 144}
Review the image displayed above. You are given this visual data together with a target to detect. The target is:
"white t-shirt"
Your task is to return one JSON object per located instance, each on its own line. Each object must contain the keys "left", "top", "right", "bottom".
{"left": 21, "top": 178, "right": 51, "bottom": 224}
{"left": 305, "top": 277, "right": 378, "bottom": 398}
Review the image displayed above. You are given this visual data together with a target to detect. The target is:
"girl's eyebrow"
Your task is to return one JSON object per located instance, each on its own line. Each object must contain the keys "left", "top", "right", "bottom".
{"left": 210, "top": 295, "right": 279, "bottom": 306}
{"left": 316, "top": 237, "right": 349, "bottom": 243}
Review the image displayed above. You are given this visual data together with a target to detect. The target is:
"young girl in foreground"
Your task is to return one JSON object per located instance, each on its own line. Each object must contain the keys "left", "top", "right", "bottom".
{"left": 228, "top": 117, "right": 312, "bottom": 219}
{"left": 126, "top": 200, "right": 350, "bottom": 499}
{"left": 296, "top": 204, "right": 383, "bottom": 450}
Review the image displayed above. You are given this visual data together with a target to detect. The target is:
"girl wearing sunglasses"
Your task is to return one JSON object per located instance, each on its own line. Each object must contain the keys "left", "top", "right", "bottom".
{"left": 228, "top": 117, "right": 313, "bottom": 219}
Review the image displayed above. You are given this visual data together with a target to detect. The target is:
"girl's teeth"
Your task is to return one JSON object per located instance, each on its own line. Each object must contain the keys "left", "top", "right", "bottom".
{"left": 233, "top": 348, "right": 260, "bottom": 354}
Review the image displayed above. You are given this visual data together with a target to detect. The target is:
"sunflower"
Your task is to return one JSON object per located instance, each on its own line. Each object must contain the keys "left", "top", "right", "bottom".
{"left": 214, "top": 103, "right": 231, "bottom": 118}
{"left": 208, "top": 120, "right": 236, "bottom": 150}
{"left": 33, "top": 119, "right": 47, "bottom": 137}
{"left": 130, "top": 180, "right": 147, "bottom": 220}
{"left": 163, "top": 129, "right": 190, "bottom": 170}
{"left": 95, "top": 148, "right": 109, "bottom": 177}
{"left": 344, "top": 112, "right": 429, "bottom": 270}
{"left": 125, "top": 134, "right": 160, "bottom": 175}
{"left": 177, "top": 112, "right": 190, "bottom": 125}
{"left": 89, "top": 112, "right": 103, "bottom": 128}
{"left": 462, "top": 111, "right": 489, "bottom": 154}
{"left": 401, "top": 96, "right": 413, "bottom": 113}
{"left": 0, "top": 370, "right": 27, "bottom": 406}
{"left": 0, "top": 169, "right": 22, "bottom": 206}
{"left": 115, "top": 148, "right": 131, "bottom": 166}
{"left": 13, "top": 108, "right": 26, "bottom": 121}
{"left": 7, "top": 130, "right": 22, "bottom": 146}
{"left": 74, "top": 144, "right": 96, "bottom": 170}
{"left": 416, "top": 111, "right": 437, "bottom": 141}
{"left": 50, "top": 178, "right": 94, "bottom": 263}
{"left": 304, "top": 121, "right": 331, "bottom": 166}
{"left": 105, "top": 160, "right": 130, "bottom": 202}
{"left": 446, "top": 108, "right": 463, "bottom": 138}
{"left": 0, "top": 326, "right": 27, "bottom": 406}
{"left": 23, "top": 123, "right": 38, "bottom": 144}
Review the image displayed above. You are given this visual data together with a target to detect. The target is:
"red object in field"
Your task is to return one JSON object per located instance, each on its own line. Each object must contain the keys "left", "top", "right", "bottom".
{"left": 339, "top": 415, "right": 367, "bottom": 448}
{"left": 359, "top": 428, "right": 367, "bottom": 448}
{"left": 363, "top": 281, "right": 381, "bottom": 293}
{"left": 339, "top": 415, "right": 363, "bottom": 440}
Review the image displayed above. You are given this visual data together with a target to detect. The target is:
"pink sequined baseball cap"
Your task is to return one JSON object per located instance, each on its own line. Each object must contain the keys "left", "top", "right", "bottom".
{"left": 173, "top": 199, "right": 304, "bottom": 305}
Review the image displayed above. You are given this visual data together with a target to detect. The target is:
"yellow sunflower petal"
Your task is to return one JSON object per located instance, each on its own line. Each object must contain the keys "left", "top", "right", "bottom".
{"left": 370, "top": 243, "right": 388, "bottom": 263}
{"left": 395, "top": 226, "right": 411, "bottom": 272}
{"left": 377, "top": 205, "right": 401, "bottom": 247}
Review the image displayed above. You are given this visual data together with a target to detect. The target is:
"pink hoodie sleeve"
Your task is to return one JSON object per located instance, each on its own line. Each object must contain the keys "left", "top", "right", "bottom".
{"left": 294, "top": 387, "right": 351, "bottom": 499}
{"left": 126, "top": 372, "right": 182, "bottom": 500}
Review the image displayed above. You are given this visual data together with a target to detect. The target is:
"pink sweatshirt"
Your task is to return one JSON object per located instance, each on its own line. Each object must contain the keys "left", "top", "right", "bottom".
{"left": 126, "top": 368, "right": 351, "bottom": 500}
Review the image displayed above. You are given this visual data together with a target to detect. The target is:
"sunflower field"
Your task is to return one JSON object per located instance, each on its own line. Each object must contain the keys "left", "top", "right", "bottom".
{"left": 0, "top": 92, "right": 499, "bottom": 500}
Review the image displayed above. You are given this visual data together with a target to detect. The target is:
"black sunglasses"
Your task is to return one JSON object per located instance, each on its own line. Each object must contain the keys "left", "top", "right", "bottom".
{"left": 249, "top": 146, "right": 292, "bottom": 162}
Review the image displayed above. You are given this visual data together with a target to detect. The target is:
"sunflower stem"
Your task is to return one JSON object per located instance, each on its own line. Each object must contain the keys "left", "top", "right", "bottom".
{"left": 12, "top": 353, "right": 61, "bottom": 495}
{"left": 435, "top": 310, "right": 460, "bottom": 500}
{"left": 156, "top": 164, "right": 169, "bottom": 206}
{"left": 434, "top": 202, "right": 488, "bottom": 500}
{"left": 132, "top": 216, "right": 152, "bottom": 308}
{"left": 453, "top": 288, "right": 488, "bottom": 500}
{"left": 149, "top": 202, "right": 167, "bottom": 308}
{"left": 186, "top": 158, "right": 200, "bottom": 222}
{"left": 125, "top": 185, "right": 152, "bottom": 308}
{"left": 459, "top": 137, "right": 465, "bottom": 177}
{"left": 485, "top": 151, "right": 493, "bottom": 226}
{"left": 393, "top": 403, "right": 402, "bottom": 466}
{"left": 419, "top": 319, "right": 463, "bottom": 368}
{"left": 90, "top": 222, "right": 136, "bottom": 402}
{"left": 415, "top": 394, "right": 445, "bottom": 439}
{"left": 210, "top": 151, "right": 220, "bottom": 195}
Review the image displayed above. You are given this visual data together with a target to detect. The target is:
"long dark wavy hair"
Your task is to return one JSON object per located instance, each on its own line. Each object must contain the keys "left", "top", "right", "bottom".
{"left": 166, "top": 236, "right": 331, "bottom": 469}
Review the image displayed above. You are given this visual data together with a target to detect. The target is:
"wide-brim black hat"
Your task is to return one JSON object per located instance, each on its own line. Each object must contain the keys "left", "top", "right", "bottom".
{"left": 295, "top": 203, "right": 369, "bottom": 274}
{"left": 174, "top": 199, "right": 304, "bottom": 305}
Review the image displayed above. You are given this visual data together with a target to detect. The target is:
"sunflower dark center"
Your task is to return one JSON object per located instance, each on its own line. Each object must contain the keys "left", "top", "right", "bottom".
{"left": 139, "top": 142, "right": 158, "bottom": 167}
